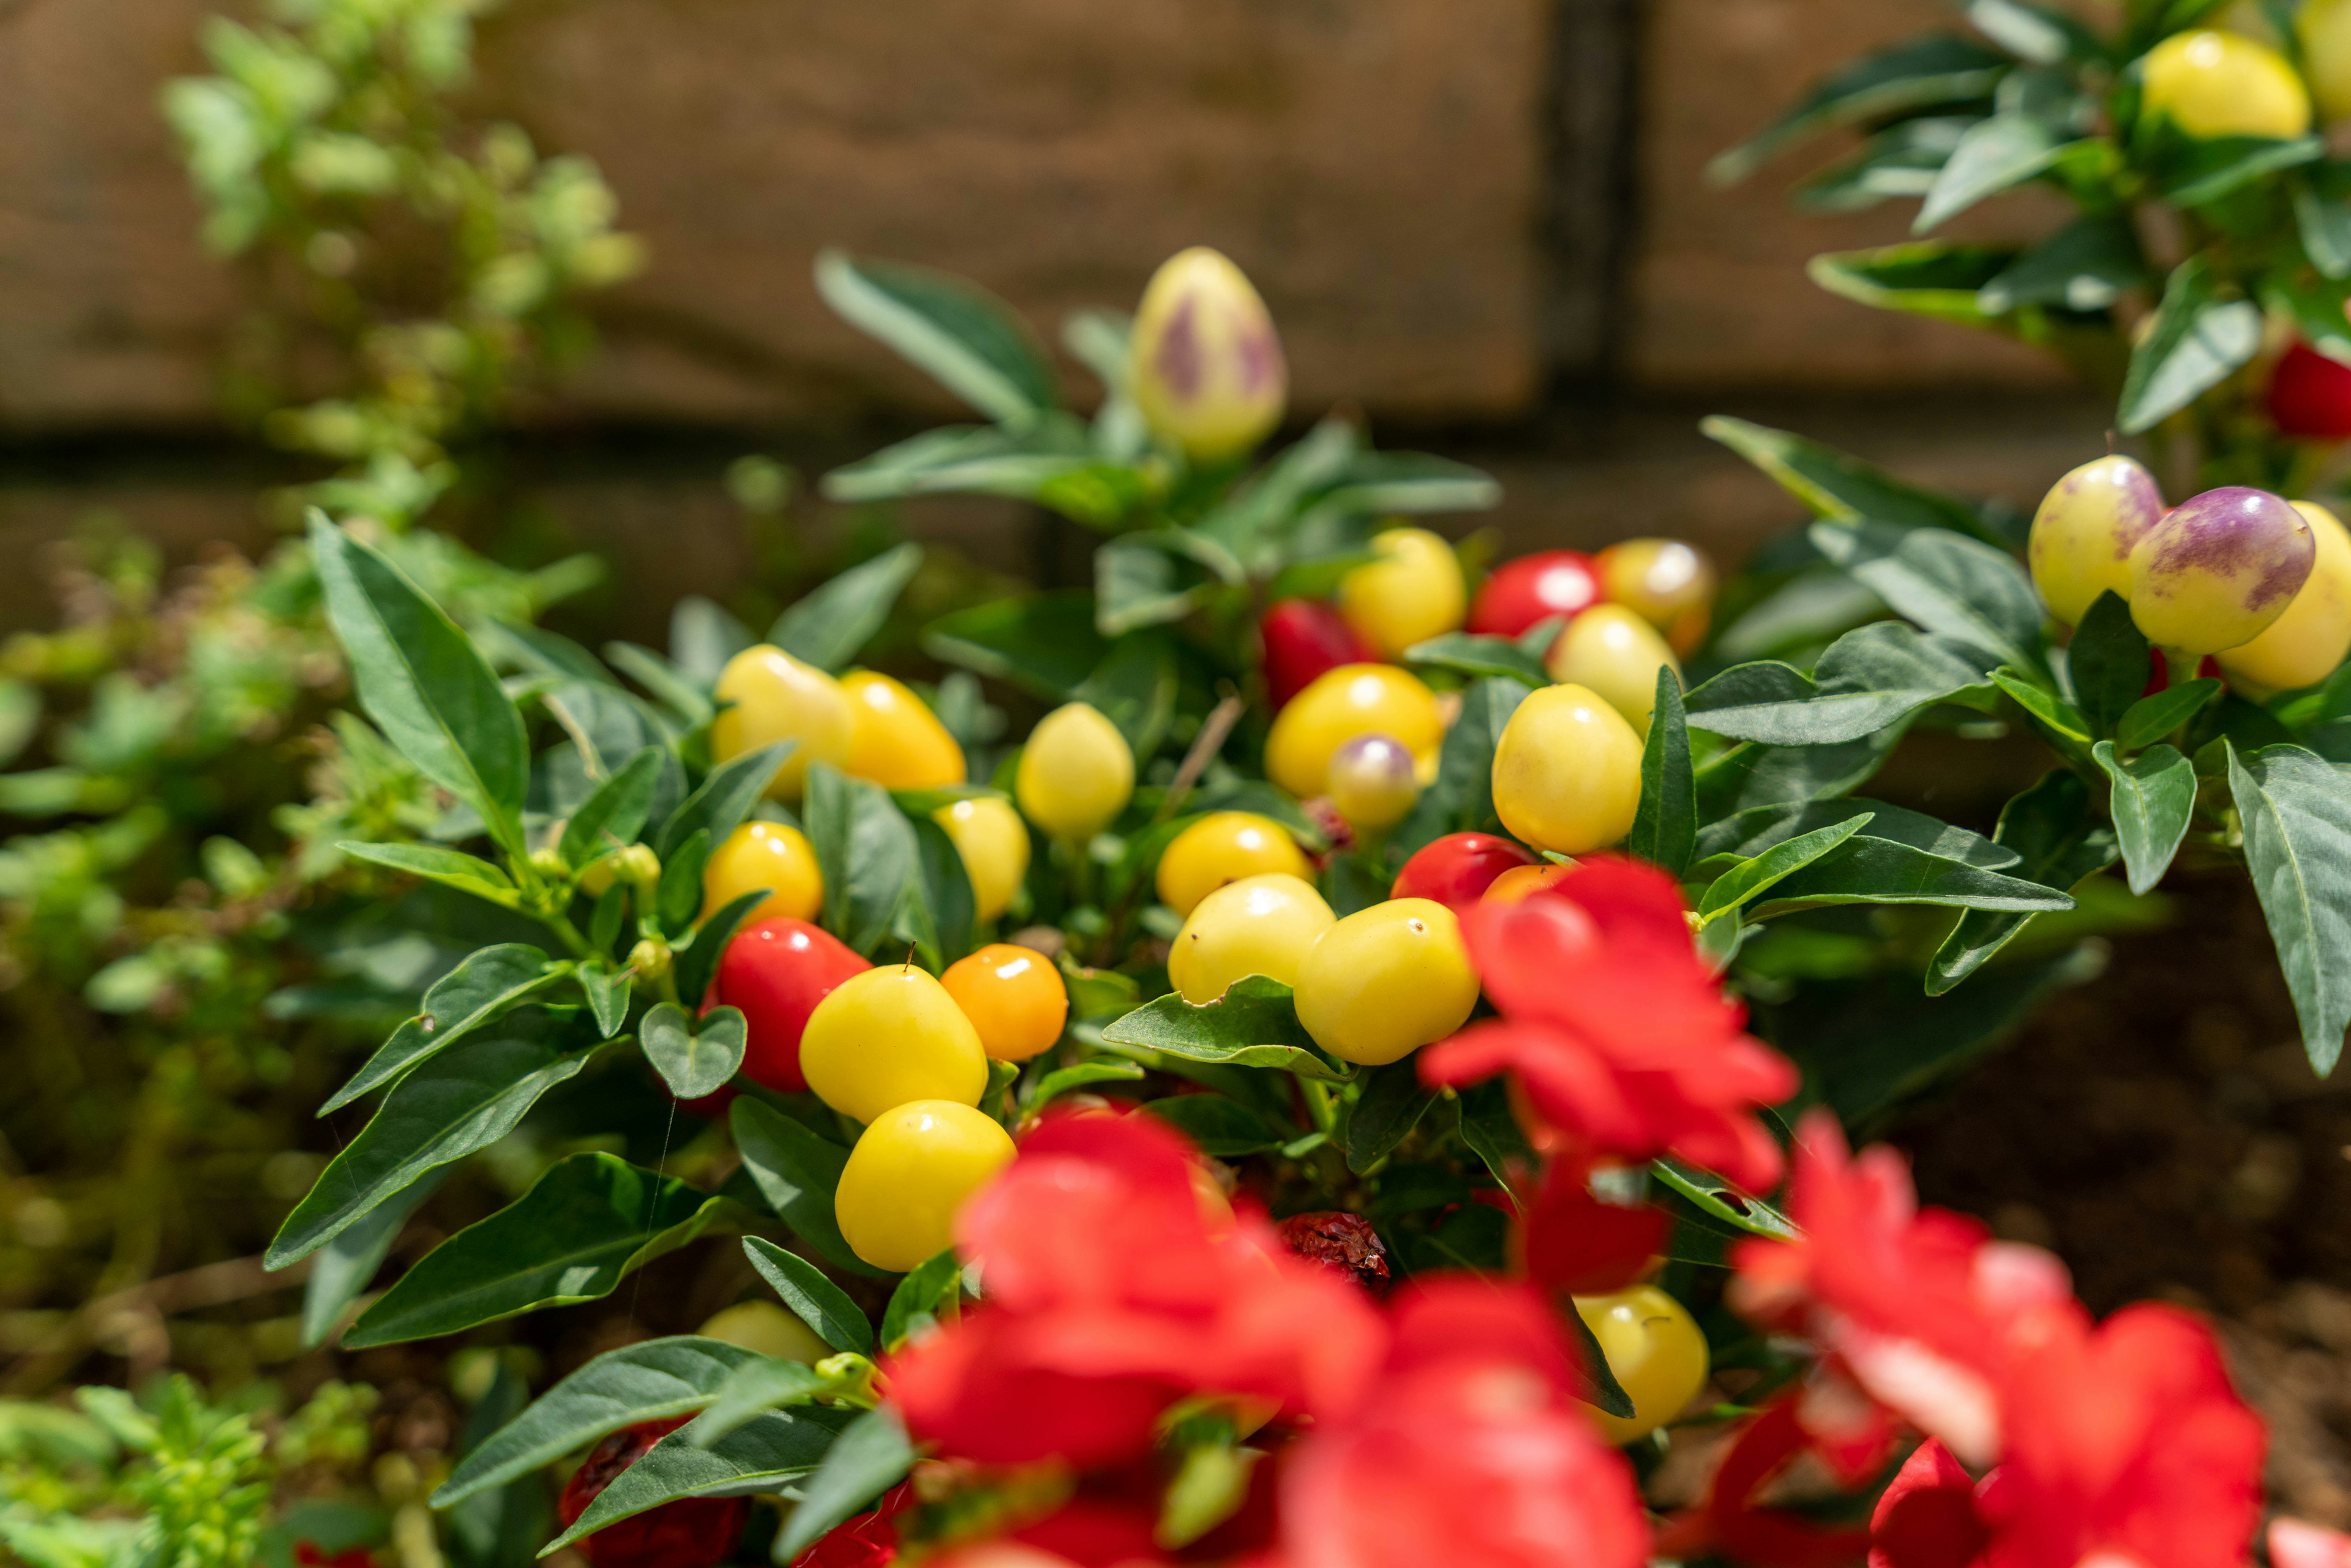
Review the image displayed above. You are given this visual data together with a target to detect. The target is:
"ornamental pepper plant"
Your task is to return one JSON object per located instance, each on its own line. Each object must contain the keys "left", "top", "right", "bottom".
{"left": 231, "top": 241, "right": 2351, "bottom": 1564}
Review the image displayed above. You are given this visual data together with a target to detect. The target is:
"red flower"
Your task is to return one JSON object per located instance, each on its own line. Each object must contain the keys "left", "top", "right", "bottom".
{"left": 1519, "top": 1157, "right": 1667, "bottom": 1296}
{"left": 887, "top": 1110, "right": 1387, "bottom": 1469}
{"left": 1728, "top": 1112, "right": 2074, "bottom": 1465}
{"left": 1868, "top": 1441, "right": 1988, "bottom": 1568}
{"left": 1419, "top": 855, "right": 1798, "bottom": 1194}
{"left": 1657, "top": 1395, "right": 1870, "bottom": 1568}
{"left": 1278, "top": 1278, "right": 1649, "bottom": 1568}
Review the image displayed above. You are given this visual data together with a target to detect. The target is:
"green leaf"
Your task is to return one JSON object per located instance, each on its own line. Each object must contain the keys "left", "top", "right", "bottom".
{"left": 1929, "top": 771, "right": 2117, "bottom": 993}
{"left": 743, "top": 1237, "right": 876, "bottom": 1356}
{"left": 1402, "top": 633, "right": 1551, "bottom": 687}
{"left": 272, "top": 1023, "right": 585, "bottom": 1269}
{"left": 1100, "top": 976, "right": 1355, "bottom": 1082}
{"left": 1686, "top": 623, "right": 1992, "bottom": 745}
{"left": 1393, "top": 677, "right": 1534, "bottom": 857}
{"left": 299, "top": 1169, "right": 444, "bottom": 1351}
{"left": 814, "top": 250, "right": 1057, "bottom": 425}
{"left": 1809, "top": 520, "right": 2041, "bottom": 669}
{"left": 640, "top": 1003, "right": 746, "bottom": 1101}
{"left": 909, "top": 817, "right": 977, "bottom": 968}
{"left": 1698, "top": 816, "right": 1872, "bottom": 920}
{"left": 690, "top": 1360, "right": 838, "bottom": 1449}
{"left": 805, "top": 764, "right": 923, "bottom": 956}
{"left": 2093, "top": 741, "right": 2195, "bottom": 895}
{"left": 1096, "top": 536, "right": 1220, "bottom": 637}
{"left": 1649, "top": 1158, "right": 1798, "bottom": 1237}
{"left": 1701, "top": 418, "right": 1998, "bottom": 540}
{"left": 772, "top": 1409, "right": 916, "bottom": 1562}
{"left": 2265, "top": 273, "right": 2351, "bottom": 367}
{"left": 432, "top": 1337, "right": 765, "bottom": 1507}
{"left": 2068, "top": 591, "right": 2151, "bottom": 735}
{"left": 1029, "top": 1059, "right": 1146, "bottom": 1108}
{"left": 771, "top": 544, "right": 924, "bottom": 673}
{"left": 544, "top": 1408, "right": 854, "bottom": 1553}
{"left": 1978, "top": 214, "right": 2145, "bottom": 313}
{"left": 2227, "top": 743, "right": 2351, "bottom": 1073}
{"left": 1628, "top": 666, "right": 1696, "bottom": 876}
{"left": 1808, "top": 241, "right": 2021, "bottom": 332}
{"left": 1965, "top": 0, "right": 2103, "bottom": 64}
{"left": 730, "top": 1098, "right": 885, "bottom": 1277}
{"left": 580, "top": 966, "right": 632, "bottom": 1040}
{"left": 1343, "top": 1060, "right": 1437, "bottom": 1174}
{"left": 1694, "top": 724, "right": 1912, "bottom": 820}
{"left": 2158, "top": 135, "right": 2321, "bottom": 208}
{"left": 337, "top": 841, "right": 517, "bottom": 906}
{"left": 1914, "top": 113, "right": 2072, "bottom": 232}
{"left": 1074, "top": 631, "right": 1180, "bottom": 760}
{"left": 309, "top": 515, "right": 530, "bottom": 855}
{"left": 1696, "top": 797, "right": 2018, "bottom": 869}
{"left": 1750, "top": 834, "right": 2076, "bottom": 920}
{"left": 606, "top": 641, "right": 715, "bottom": 729}
{"left": 2117, "top": 257, "right": 2262, "bottom": 435}
{"left": 923, "top": 590, "right": 1109, "bottom": 700}
{"left": 653, "top": 741, "right": 793, "bottom": 861}
{"left": 1709, "top": 35, "right": 2009, "bottom": 184}
{"left": 560, "top": 746, "right": 667, "bottom": 869}
{"left": 344, "top": 1154, "right": 730, "bottom": 1347}
{"left": 2297, "top": 178, "right": 2351, "bottom": 280}
{"left": 1143, "top": 1095, "right": 1289, "bottom": 1157}
{"left": 1455, "top": 1079, "right": 1534, "bottom": 1204}
{"left": 322, "top": 945, "right": 566, "bottom": 1114}
{"left": 656, "top": 828, "right": 713, "bottom": 936}
{"left": 880, "top": 1251, "right": 965, "bottom": 1349}
{"left": 2117, "top": 678, "right": 2221, "bottom": 751}
{"left": 673, "top": 889, "right": 767, "bottom": 1012}
{"left": 1990, "top": 668, "right": 2093, "bottom": 748}
{"left": 1795, "top": 118, "right": 1973, "bottom": 214}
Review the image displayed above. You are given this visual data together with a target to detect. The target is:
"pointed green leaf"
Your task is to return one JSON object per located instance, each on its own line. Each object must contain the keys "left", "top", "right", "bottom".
{"left": 1709, "top": 36, "right": 2008, "bottom": 185}
{"left": 922, "top": 590, "right": 1108, "bottom": 701}
{"left": 730, "top": 1098, "right": 885, "bottom": 1277}
{"left": 1402, "top": 634, "right": 1551, "bottom": 687}
{"left": 544, "top": 1408, "right": 855, "bottom": 1553}
{"left": 321, "top": 945, "right": 566, "bottom": 1114}
{"left": 1455, "top": 1079, "right": 1535, "bottom": 1206}
{"left": 309, "top": 514, "right": 529, "bottom": 854}
{"left": 815, "top": 250, "right": 1057, "bottom": 425}
{"left": 1628, "top": 666, "right": 1696, "bottom": 876}
{"left": 2068, "top": 591, "right": 2151, "bottom": 735}
{"left": 1142, "top": 1095, "right": 1288, "bottom": 1157}
{"left": 1991, "top": 668, "right": 2093, "bottom": 748}
{"left": 561, "top": 746, "right": 667, "bottom": 869}
{"left": 1810, "top": 520, "right": 2041, "bottom": 669}
{"left": 1695, "top": 797, "right": 2018, "bottom": 869}
{"left": 1978, "top": 214, "right": 2145, "bottom": 313}
{"left": 880, "top": 1250, "right": 966, "bottom": 1349}
{"left": 1100, "top": 976, "right": 1354, "bottom": 1082}
{"left": 337, "top": 842, "right": 516, "bottom": 904}
{"left": 2227, "top": 743, "right": 2351, "bottom": 1074}
{"left": 300, "top": 1169, "right": 445, "bottom": 1350}
{"left": 653, "top": 741, "right": 793, "bottom": 861}
{"left": 2093, "top": 740, "right": 2195, "bottom": 894}
{"left": 1701, "top": 417, "right": 1999, "bottom": 539}
{"left": 772, "top": 1409, "right": 916, "bottom": 1562}
{"left": 2117, "top": 677, "right": 2222, "bottom": 751}
{"left": 1915, "top": 114, "right": 2071, "bottom": 232}
{"left": 2297, "top": 178, "right": 2351, "bottom": 280}
{"left": 1693, "top": 724, "right": 1912, "bottom": 820}
{"left": 1699, "top": 816, "right": 1872, "bottom": 920}
{"left": 432, "top": 1337, "right": 765, "bottom": 1507}
{"left": 345, "top": 1154, "right": 730, "bottom": 1347}
{"left": 673, "top": 889, "right": 768, "bottom": 1012}
{"left": 580, "top": 967, "right": 632, "bottom": 1039}
{"left": 771, "top": 544, "right": 925, "bottom": 673}
{"left": 806, "top": 763, "right": 923, "bottom": 956}
{"left": 1393, "top": 677, "right": 1534, "bottom": 856}
{"left": 742, "top": 1237, "right": 875, "bottom": 1356}
{"left": 2118, "top": 257, "right": 2262, "bottom": 435}
{"left": 1686, "top": 623, "right": 1992, "bottom": 745}
{"left": 1748, "top": 835, "right": 2077, "bottom": 920}
{"left": 1343, "top": 1060, "right": 1437, "bottom": 1175}
{"left": 1929, "top": 771, "right": 2117, "bottom": 993}
{"left": 656, "top": 828, "right": 713, "bottom": 937}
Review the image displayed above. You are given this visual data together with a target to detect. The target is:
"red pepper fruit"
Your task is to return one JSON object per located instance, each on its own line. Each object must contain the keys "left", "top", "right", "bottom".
{"left": 557, "top": 1419, "right": 749, "bottom": 1568}
{"left": 1260, "top": 599, "right": 1375, "bottom": 710}
{"left": 712, "top": 918, "right": 870, "bottom": 1093}
{"left": 1390, "top": 832, "right": 1537, "bottom": 914}
{"left": 2270, "top": 341, "right": 2351, "bottom": 440}
{"left": 1466, "top": 550, "right": 1602, "bottom": 638}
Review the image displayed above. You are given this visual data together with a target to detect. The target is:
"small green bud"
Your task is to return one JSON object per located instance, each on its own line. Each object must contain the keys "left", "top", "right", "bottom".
{"left": 628, "top": 939, "right": 672, "bottom": 986}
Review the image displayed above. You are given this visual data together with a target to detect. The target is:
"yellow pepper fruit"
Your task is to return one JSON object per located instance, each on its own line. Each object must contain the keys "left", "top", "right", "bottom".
{"left": 841, "top": 671, "right": 966, "bottom": 790}
{"left": 834, "top": 1100, "right": 1016, "bottom": 1272}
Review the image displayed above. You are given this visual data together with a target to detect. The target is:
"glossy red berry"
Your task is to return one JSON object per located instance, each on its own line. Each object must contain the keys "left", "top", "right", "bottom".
{"left": 713, "top": 918, "right": 871, "bottom": 1093}
{"left": 2270, "top": 341, "right": 2351, "bottom": 440}
{"left": 557, "top": 1420, "right": 748, "bottom": 1568}
{"left": 1467, "top": 550, "right": 1602, "bottom": 638}
{"left": 1390, "top": 831, "right": 1539, "bottom": 914}
{"left": 1260, "top": 599, "right": 1376, "bottom": 710}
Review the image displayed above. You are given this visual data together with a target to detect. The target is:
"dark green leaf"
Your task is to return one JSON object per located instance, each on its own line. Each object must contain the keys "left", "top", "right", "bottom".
{"left": 1403, "top": 633, "right": 1551, "bottom": 687}
{"left": 2068, "top": 591, "right": 2151, "bottom": 735}
{"left": 730, "top": 1098, "right": 885, "bottom": 1277}
{"left": 2158, "top": 135, "right": 2320, "bottom": 208}
{"left": 546, "top": 1408, "right": 854, "bottom": 1552}
{"left": 1693, "top": 724, "right": 1911, "bottom": 820}
{"left": 1915, "top": 113, "right": 2073, "bottom": 232}
{"left": 346, "top": 1154, "right": 729, "bottom": 1346}
{"left": 338, "top": 842, "right": 516, "bottom": 904}
{"left": 880, "top": 1251, "right": 965, "bottom": 1349}
{"left": 691, "top": 1360, "right": 839, "bottom": 1449}
{"left": 1809, "top": 520, "right": 2041, "bottom": 669}
{"left": 641, "top": 1003, "right": 746, "bottom": 1100}
{"left": 2265, "top": 272, "right": 2351, "bottom": 367}
{"left": 923, "top": 590, "right": 1108, "bottom": 701}
{"left": 1142, "top": 1095, "right": 1289, "bottom": 1157}
{"left": 1990, "top": 668, "right": 2093, "bottom": 748}
{"left": 656, "top": 828, "right": 713, "bottom": 936}
{"left": 1978, "top": 214, "right": 2145, "bottom": 313}
{"left": 1649, "top": 1158, "right": 1798, "bottom": 1237}
{"left": 815, "top": 250, "right": 1057, "bottom": 424}
{"left": 309, "top": 515, "right": 529, "bottom": 855}
{"left": 673, "top": 890, "right": 767, "bottom": 1012}
{"left": 742, "top": 1237, "right": 876, "bottom": 1356}
{"left": 2227, "top": 743, "right": 2351, "bottom": 1074}
{"left": 1455, "top": 1079, "right": 1534, "bottom": 1204}
{"left": 1686, "top": 623, "right": 1993, "bottom": 745}
{"left": 1564, "top": 1303, "right": 1637, "bottom": 1419}
{"left": 1929, "top": 770, "right": 2117, "bottom": 993}
{"left": 580, "top": 967, "right": 631, "bottom": 1040}
{"left": 1750, "top": 835, "right": 2076, "bottom": 920}
{"left": 590, "top": 880, "right": 628, "bottom": 955}
{"left": 1097, "top": 536, "right": 1217, "bottom": 637}
{"left": 1343, "top": 1060, "right": 1436, "bottom": 1174}
{"left": 654, "top": 742, "right": 793, "bottom": 860}
{"left": 1695, "top": 797, "right": 2018, "bottom": 869}
{"left": 1698, "top": 816, "right": 1872, "bottom": 920}
{"left": 560, "top": 748, "right": 667, "bottom": 869}
{"left": 771, "top": 544, "right": 924, "bottom": 673}
{"left": 2093, "top": 741, "right": 2195, "bottom": 895}
{"left": 273, "top": 1022, "right": 585, "bottom": 1269}
{"left": 432, "top": 1337, "right": 765, "bottom": 1507}
{"left": 1628, "top": 666, "right": 1697, "bottom": 876}
{"left": 322, "top": 945, "right": 566, "bottom": 1114}
{"left": 773, "top": 1409, "right": 916, "bottom": 1562}
{"left": 1809, "top": 241, "right": 2020, "bottom": 333}
{"left": 2117, "top": 677, "right": 2222, "bottom": 750}
{"left": 1709, "top": 36, "right": 2009, "bottom": 184}
{"left": 299, "top": 1169, "right": 444, "bottom": 1350}
{"left": 1074, "top": 632, "right": 1180, "bottom": 760}
{"left": 806, "top": 764, "right": 923, "bottom": 956}
{"left": 1100, "top": 976, "right": 1355, "bottom": 1082}
{"left": 1701, "top": 417, "right": 2000, "bottom": 540}
{"left": 1393, "top": 677, "right": 1534, "bottom": 857}
{"left": 2118, "top": 257, "right": 2262, "bottom": 435}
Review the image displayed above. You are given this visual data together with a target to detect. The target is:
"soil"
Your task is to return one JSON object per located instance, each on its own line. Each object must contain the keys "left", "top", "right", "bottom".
{"left": 1897, "top": 869, "right": 2351, "bottom": 1525}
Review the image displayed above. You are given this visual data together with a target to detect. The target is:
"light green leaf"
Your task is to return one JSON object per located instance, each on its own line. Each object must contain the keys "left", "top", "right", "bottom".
{"left": 1100, "top": 976, "right": 1355, "bottom": 1082}
{"left": 1990, "top": 668, "right": 2093, "bottom": 748}
{"left": 1915, "top": 113, "right": 2072, "bottom": 232}
{"left": 814, "top": 250, "right": 1057, "bottom": 425}
{"left": 771, "top": 544, "right": 924, "bottom": 673}
{"left": 1699, "top": 816, "right": 1872, "bottom": 920}
{"left": 542, "top": 1408, "right": 854, "bottom": 1553}
{"left": 1402, "top": 633, "right": 1551, "bottom": 687}
{"left": 2227, "top": 743, "right": 2351, "bottom": 1073}
{"left": 337, "top": 841, "right": 517, "bottom": 905}
{"left": 299, "top": 1169, "right": 444, "bottom": 1351}
{"left": 1029, "top": 1059, "right": 1147, "bottom": 1108}
{"left": 1810, "top": 520, "right": 2041, "bottom": 669}
{"left": 880, "top": 1251, "right": 965, "bottom": 1349}
{"left": 1701, "top": 417, "right": 1998, "bottom": 539}
{"left": 1686, "top": 622, "right": 1992, "bottom": 745}
{"left": 772, "top": 1409, "right": 916, "bottom": 1562}
{"left": 640, "top": 1003, "right": 746, "bottom": 1101}
{"left": 2094, "top": 740, "right": 2195, "bottom": 895}
{"left": 2117, "top": 677, "right": 2221, "bottom": 751}
{"left": 2118, "top": 257, "right": 2262, "bottom": 435}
